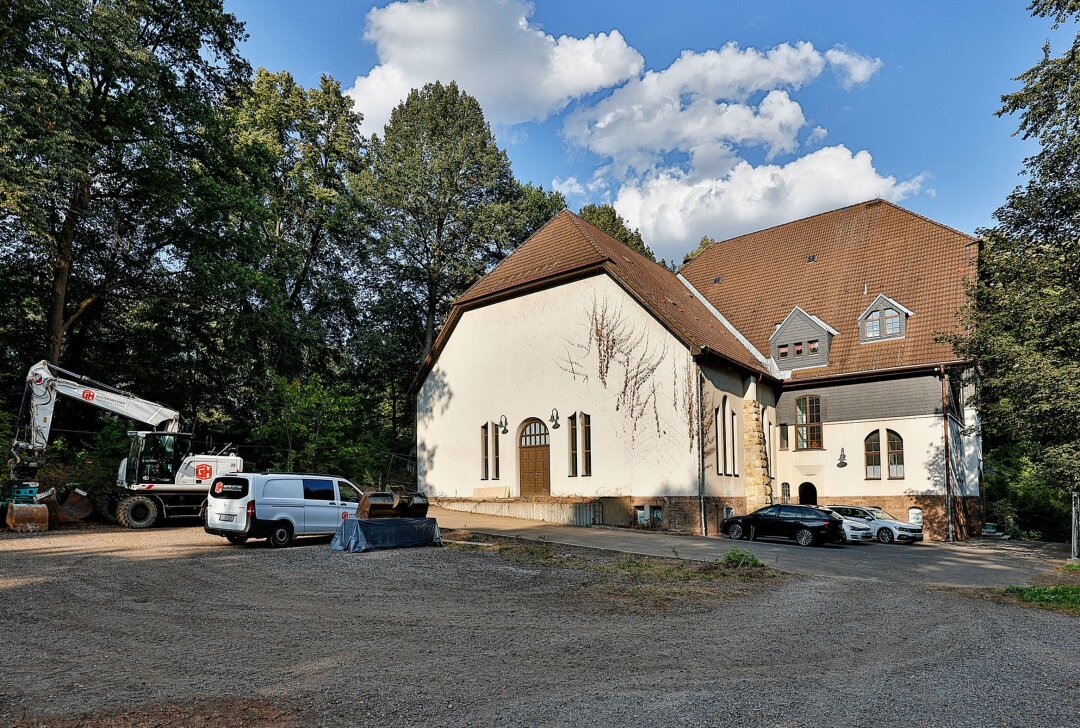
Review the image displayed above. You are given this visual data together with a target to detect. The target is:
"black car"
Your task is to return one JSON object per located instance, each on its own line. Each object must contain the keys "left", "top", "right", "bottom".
{"left": 721, "top": 505, "right": 845, "bottom": 547}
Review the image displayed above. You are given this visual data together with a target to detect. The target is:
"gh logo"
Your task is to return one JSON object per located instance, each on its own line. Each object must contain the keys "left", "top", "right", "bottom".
{"left": 195, "top": 464, "right": 213, "bottom": 480}
{"left": 81, "top": 390, "right": 95, "bottom": 401}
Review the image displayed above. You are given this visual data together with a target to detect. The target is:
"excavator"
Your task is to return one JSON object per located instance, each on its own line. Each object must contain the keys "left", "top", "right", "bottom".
{"left": 5, "top": 361, "right": 242, "bottom": 530}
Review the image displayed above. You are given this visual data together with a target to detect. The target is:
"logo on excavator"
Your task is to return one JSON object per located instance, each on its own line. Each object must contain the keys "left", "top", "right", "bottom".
{"left": 195, "top": 464, "right": 213, "bottom": 480}
{"left": 81, "top": 389, "right": 95, "bottom": 401}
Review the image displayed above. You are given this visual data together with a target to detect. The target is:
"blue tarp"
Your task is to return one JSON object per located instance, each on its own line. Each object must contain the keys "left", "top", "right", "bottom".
{"left": 331, "top": 517, "right": 442, "bottom": 553}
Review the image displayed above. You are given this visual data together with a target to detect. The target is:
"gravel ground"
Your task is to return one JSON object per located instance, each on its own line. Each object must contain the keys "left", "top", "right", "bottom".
{"left": 1, "top": 524, "right": 1078, "bottom": 727}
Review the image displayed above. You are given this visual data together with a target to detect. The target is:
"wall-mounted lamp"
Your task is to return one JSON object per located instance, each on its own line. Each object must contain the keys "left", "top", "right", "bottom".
{"left": 497, "top": 415, "right": 508, "bottom": 434}
{"left": 837, "top": 447, "right": 848, "bottom": 468}
{"left": 549, "top": 408, "right": 560, "bottom": 429}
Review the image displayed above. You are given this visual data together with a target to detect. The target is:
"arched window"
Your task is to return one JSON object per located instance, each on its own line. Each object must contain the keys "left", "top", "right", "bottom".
{"left": 719, "top": 397, "right": 729, "bottom": 475}
{"left": 781, "top": 482, "right": 791, "bottom": 504}
{"left": 865, "top": 310, "right": 881, "bottom": 338}
{"left": 568, "top": 413, "right": 578, "bottom": 477}
{"left": 795, "top": 395, "right": 822, "bottom": 449}
{"left": 887, "top": 430, "right": 904, "bottom": 479}
{"left": 884, "top": 308, "right": 901, "bottom": 336}
{"left": 864, "top": 430, "right": 881, "bottom": 479}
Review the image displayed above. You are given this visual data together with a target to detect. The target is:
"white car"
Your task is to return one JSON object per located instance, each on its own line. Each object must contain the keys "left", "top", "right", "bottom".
{"left": 838, "top": 517, "right": 873, "bottom": 543}
{"left": 825, "top": 505, "right": 924, "bottom": 544}
{"left": 204, "top": 472, "right": 364, "bottom": 547}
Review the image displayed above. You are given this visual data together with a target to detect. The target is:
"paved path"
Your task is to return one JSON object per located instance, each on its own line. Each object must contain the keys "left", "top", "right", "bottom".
{"left": 431, "top": 507, "right": 1067, "bottom": 587}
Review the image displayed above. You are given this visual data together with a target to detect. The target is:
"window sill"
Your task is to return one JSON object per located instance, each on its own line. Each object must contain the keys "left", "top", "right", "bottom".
{"left": 794, "top": 447, "right": 825, "bottom": 452}
{"left": 865, "top": 477, "right": 881, "bottom": 481}
{"left": 887, "top": 476, "right": 906, "bottom": 480}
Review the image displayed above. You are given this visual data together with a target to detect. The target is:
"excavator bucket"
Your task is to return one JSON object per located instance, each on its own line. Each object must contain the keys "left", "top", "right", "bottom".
{"left": 6, "top": 503, "right": 49, "bottom": 532}
{"left": 59, "top": 488, "right": 94, "bottom": 522}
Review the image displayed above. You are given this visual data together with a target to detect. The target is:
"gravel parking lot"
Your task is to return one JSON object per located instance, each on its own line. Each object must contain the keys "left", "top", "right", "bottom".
{"left": 1, "top": 524, "right": 1078, "bottom": 727}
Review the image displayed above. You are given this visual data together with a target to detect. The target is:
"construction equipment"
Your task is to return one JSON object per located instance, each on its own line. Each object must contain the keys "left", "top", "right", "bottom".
{"left": 5, "top": 360, "right": 243, "bottom": 530}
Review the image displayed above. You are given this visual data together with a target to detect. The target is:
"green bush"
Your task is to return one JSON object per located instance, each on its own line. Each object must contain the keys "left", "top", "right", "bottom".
{"left": 722, "top": 548, "right": 763, "bottom": 568}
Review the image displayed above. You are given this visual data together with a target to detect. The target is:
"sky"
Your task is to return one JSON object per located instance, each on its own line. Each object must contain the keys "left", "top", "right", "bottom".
{"left": 224, "top": 0, "right": 1071, "bottom": 263}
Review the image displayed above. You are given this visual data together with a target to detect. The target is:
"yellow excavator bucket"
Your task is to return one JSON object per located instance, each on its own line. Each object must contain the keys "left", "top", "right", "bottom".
{"left": 5, "top": 503, "right": 49, "bottom": 532}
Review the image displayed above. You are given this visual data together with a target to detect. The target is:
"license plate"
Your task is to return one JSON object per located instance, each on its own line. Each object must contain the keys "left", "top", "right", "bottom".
{"left": 218, "top": 514, "right": 235, "bottom": 521}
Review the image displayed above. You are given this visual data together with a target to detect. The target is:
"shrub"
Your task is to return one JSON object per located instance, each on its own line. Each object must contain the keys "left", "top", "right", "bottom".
{"left": 722, "top": 548, "right": 763, "bottom": 568}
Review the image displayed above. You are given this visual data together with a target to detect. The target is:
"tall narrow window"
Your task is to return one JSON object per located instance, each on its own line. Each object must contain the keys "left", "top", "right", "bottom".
{"left": 730, "top": 409, "right": 739, "bottom": 475}
{"left": 779, "top": 423, "right": 789, "bottom": 450}
{"left": 581, "top": 413, "right": 592, "bottom": 476}
{"left": 781, "top": 482, "right": 791, "bottom": 504}
{"left": 884, "top": 308, "right": 901, "bottom": 336}
{"left": 864, "top": 430, "right": 881, "bottom": 479}
{"left": 865, "top": 310, "right": 881, "bottom": 338}
{"left": 720, "top": 396, "right": 729, "bottom": 474}
{"left": 480, "top": 423, "right": 489, "bottom": 480}
{"left": 887, "top": 430, "right": 905, "bottom": 479}
{"left": 795, "top": 396, "right": 822, "bottom": 449}
{"left": 491, "top": 424, "right": 500, "bottom": 480}
{"left": 568, "top": 413, "right": 578, "bottom": 477}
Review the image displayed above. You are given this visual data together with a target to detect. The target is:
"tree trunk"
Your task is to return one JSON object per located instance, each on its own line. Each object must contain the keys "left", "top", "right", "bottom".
{"left": 422, "top": 287, "right": 438, "bottom": 362}
{"left": 45, "top": 182, "right": 87, "bottom": 363}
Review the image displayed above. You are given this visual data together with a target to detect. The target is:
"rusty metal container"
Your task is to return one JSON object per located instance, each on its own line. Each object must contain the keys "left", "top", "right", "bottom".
{"left": 6, "top": 503, "right": 49, "bottom": 532}
{"left": 357, "top": 491, "right": 398, "bottom": 519}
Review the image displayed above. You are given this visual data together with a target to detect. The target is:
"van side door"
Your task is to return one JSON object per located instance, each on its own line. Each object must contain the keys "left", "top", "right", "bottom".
{"left": 302, "top": 478, "right": 341, "bottom": 534}
{"left": 259, "top": 477, "right": 305, "bottom": 533}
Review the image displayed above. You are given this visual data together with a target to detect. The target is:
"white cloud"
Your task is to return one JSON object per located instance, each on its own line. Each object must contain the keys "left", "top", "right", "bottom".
{"left": 347, "top": 0, "right": 644, "bottom": 134}
{"left": 807, "top": 125, "right": 828, "bottom": 145}
{"left": 552, "top": 176, "right": 585, "bottom": 197}
{"left": 615, "top": 146, "right": 924, "bottom": 260}
{"left": 826, "top": 46, "right": 884, "bottom": 89}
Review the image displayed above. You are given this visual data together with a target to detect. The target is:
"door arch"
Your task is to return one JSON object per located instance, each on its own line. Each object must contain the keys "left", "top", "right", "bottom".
{"left": 798, "top": 482, "right": 817, "bottom": 505}
{"left": 518, "top": 419, "right": 551, "bottom": 497}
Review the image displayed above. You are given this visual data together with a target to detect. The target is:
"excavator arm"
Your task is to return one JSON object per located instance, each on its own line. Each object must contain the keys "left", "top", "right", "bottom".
{"left": 10, "top": 360, "right": 181, "bottom": 468}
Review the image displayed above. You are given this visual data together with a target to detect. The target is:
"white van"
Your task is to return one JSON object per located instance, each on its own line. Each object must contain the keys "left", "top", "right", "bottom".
{"left": 204, "top": 472, "right": 363, "bottom": 547}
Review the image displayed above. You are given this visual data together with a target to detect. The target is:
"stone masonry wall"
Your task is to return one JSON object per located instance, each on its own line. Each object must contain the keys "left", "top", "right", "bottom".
{"left": 741, "top": 398, "right": 772, "bottom": 512}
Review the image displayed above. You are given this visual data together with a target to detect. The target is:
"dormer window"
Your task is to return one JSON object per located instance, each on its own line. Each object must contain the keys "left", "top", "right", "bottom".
{"left": 778, "top": 345, "right": 789, "bottom": 359}
{"left": 794, "top": 342, "right": 804, "bottom": 356}
{"left": 770, "top": 306, "right": 837, "bottom": 371}
{"left": 859, "top": 295, "right": 913, "bottom": 343}
{"left": 808, "top": 339, "right": 819, "bottom": 355}
{"left": 865, "top": 311, "right": 881, "bottom": 338}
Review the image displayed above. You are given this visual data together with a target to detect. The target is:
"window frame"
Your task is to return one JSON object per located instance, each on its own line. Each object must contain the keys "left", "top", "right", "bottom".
{"left": 480, "top": 423, "right": 489, "bottom": 480}
{"left": 778, "top": 344, "right": 789, "bottom": 359}
{"left": 581, "top": 413, "right": 592, "bottom": 476}
{"left": 794, "top": 342, "right": 804, "bottom": 356}
{"left": 568, "top": 413, "right": 578, "bottom": 477}
{"left": 865, "top": 310, "right": 881, "bottom": 338}
{"left": 794, "top": 395, "right": 822, "bottom": 450}
{"left": 808, "top": 339, "right": 819, "bottom": 355}
{"left": 491, "top": 423, "right": 500, "bottom": 480}
{"left": 864, "top": 430, "right": 881, "bottom": 480}
{"left": 719, "top": 397, "right": 729, "bottom": 475}
{"left": 887, "top": 429, "right": 905, "bottom": 479}
{"left": 779, "top": 423, "right": 789, "bottom": 450}
{"left": 884, "top": 308, "right": 901, "bottom": 336}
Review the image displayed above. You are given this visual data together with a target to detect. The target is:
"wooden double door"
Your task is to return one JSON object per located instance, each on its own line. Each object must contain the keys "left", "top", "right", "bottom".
{"left": 518, "top": 419, "right": 550, "bottom": 497}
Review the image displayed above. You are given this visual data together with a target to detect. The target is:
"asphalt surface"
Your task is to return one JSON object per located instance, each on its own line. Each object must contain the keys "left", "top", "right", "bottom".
{"left": 431, "top": 507, "right": 1067, "bottom": 587}
{"left": 1, "top": 524, "right": 1077, "bottom": 727}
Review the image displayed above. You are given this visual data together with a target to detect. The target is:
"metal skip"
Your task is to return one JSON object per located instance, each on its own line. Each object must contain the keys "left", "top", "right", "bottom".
{"left": 5, "top": 503, "right": 49, "bottom": 532}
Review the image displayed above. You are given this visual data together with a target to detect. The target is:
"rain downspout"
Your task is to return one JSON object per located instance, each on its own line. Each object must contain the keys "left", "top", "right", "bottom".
{"left": 697, "top": 365, "right": 707, "bottom": 536}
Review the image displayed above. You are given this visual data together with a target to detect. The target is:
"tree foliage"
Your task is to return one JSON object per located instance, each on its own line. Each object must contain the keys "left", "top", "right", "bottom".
{"left": 577, "top": 203, "right": 654, "bottom": 260}
{"left": 953, "top": 0, "right": 1080, "bottom": 496}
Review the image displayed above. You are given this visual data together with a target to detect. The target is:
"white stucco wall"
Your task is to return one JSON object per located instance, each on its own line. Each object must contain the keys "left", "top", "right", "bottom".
{"left": 773, "top": 414, "right": 947, "bottom": 501}
{"left": 417, "top": 274, "right": 715, "bottom": 499}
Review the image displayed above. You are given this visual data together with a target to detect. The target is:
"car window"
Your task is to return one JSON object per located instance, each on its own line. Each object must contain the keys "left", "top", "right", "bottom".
{"left": 832, "top": 507, "right": 850, "bottom": 516}
{"left": 778, "top": 506, "right": 801, "bottom": 518}
{"left": 800, "top": 507, "right": 825, "bottom": 519}
{"left": 338, "top": 481, "right": 361, "bottom": 503}
{"left": 263, "top": 478, "right": 303, "bottom": 499}
{"left": 208, "top": 476, "right": 248, "bottom": 499}
{"left": 302, "top": 478, "right": 335, "bottom": 501}
{"left": 758, "top": 506, "right": 780, "bottom": 516}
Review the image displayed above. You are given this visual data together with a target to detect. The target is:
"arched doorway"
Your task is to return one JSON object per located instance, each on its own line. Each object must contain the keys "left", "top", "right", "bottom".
{"left": 518, "top": 419, "right": 551, "bottom": 497}
{"left": 798, "top": 482, "right": 817, "bottom": 505}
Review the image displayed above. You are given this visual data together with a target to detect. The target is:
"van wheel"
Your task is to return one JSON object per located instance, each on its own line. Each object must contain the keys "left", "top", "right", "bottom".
{"left": 225, "top": 535, "right": 248, "bottom": 545}
{"left": 268, "top": 522, "right": 293, "bottom": 548}
{"left": 116, "top": 496, "right": 158, "bottom": 529}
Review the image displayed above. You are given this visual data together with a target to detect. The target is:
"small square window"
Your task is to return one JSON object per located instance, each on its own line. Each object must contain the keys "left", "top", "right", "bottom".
{"left": 794, "top": 342, "right": 804, "bottom": 356}
{"left": 808, "top": 340, "right": 819, "bottom": 355}
{"left": 778, "top": 345, "right": 789, "bottom": 358}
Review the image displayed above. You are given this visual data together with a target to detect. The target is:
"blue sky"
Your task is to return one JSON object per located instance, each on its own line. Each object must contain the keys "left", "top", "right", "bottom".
{"left": 225, "top": 0, "right": 1069, "bottom": 262}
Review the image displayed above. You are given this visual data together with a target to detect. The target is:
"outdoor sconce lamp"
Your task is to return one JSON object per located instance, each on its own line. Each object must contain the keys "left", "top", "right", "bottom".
{"left": 498, "top": 415, "right": 508, "bottom": 434}
{"left": 837, "top": 447, "right": 847, "bottom": 468}
{"left": 549, "top": 408, "right": 560, "bottom": 429}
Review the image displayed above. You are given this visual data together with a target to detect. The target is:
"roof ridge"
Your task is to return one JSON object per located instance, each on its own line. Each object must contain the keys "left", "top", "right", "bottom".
{"left": 565, "top": 210, "right": 617, "bottom": 263}
{"left": 872, "top": 198, "right": 977, "bottom": 241}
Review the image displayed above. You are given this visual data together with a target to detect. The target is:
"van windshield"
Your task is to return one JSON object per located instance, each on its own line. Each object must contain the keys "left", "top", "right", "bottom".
{"left": 209, "top": 476, "right": 248, "bottom": 499}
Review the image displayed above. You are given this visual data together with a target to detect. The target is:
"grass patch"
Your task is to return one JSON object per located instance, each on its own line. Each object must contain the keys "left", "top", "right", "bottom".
{"left": 1063, "top": 561, "right": 1080, "bottom": 572}
{"left": 1003, "top": 585, "right": 1080, "bottom": 615}
{"left": 722, "top": 548, "right": 763, "bottom": 568}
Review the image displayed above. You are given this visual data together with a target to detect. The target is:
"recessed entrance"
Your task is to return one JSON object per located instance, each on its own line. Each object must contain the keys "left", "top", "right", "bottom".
{"left": 518, "top": 419, "right": 551, "bottom": 497}
{"left": 798, "top": 482, "right": 818, "bottom": 505}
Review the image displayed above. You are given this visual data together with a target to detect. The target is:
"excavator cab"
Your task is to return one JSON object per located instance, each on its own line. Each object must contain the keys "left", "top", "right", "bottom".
{"left": 119, "top": 431, "right": 194, "bottom": 486}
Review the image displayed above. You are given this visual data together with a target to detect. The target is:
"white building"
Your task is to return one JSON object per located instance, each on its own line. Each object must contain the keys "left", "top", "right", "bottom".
{"left": 415, "top": 201, "right": 982, "bottom": 539}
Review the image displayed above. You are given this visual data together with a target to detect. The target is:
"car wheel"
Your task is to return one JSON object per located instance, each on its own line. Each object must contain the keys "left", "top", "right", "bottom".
{"left": 796, "top": 528, "right": 815, "bottom": 547}
{"left": 268, "top": 521, "right": 293, "bottom": 548}
{"left": 877, "top": 528, "right": 895, "bottom": 544}
{"left": 728, "top": 523, "right": 744, "bottom": 540}
{"left": 225, "top": 535, "right": 248, "bottom": 545}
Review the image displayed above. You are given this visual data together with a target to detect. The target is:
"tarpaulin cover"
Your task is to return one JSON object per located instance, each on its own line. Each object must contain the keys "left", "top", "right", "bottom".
{"left": 331, "top": 517, "right": 442, "bottom": 553}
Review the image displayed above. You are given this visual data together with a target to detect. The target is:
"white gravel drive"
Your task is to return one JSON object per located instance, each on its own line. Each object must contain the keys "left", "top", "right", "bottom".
{"left": 0, "top": 525, "right": 1077, "bottom": 727}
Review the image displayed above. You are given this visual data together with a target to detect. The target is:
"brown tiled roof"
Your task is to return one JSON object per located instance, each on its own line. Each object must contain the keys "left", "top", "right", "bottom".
{"left": 440, "top": 210, "right": 771, "bottom": 377}
{"left": 680, "top": 199, "right": 977, "bottom": 382}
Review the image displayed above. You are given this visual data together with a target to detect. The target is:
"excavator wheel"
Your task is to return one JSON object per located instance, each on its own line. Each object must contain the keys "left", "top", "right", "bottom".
{"left": 95, "top": 492, "right": 119, "bottom": 524}
{"left": 116, "top": 495, "right": 159, "bottom": 529}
